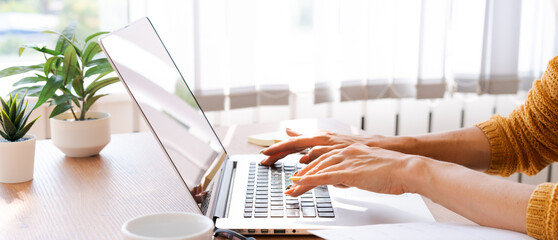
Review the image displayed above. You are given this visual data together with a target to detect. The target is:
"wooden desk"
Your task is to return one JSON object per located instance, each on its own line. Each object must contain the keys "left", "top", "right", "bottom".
{"left": 0, "top": 118, "right": 472, "bottom": 239}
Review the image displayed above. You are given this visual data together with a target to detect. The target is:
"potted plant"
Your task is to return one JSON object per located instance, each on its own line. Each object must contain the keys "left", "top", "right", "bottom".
{"left": 0, "top": 93, "right": 40, "bottom": 183}
{"left": 0, "top": 22, "right": 118, "bottom": 157}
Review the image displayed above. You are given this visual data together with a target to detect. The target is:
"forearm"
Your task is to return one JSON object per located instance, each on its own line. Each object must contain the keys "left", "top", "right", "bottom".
{"left": 373, "top": 127, "right": 491, "bottom": 171}
{"left": 404, "top": 157, "right": 535, "bottom": 233}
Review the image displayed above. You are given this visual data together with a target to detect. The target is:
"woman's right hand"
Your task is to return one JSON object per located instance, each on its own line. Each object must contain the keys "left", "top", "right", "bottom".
{"left": 260, "top": 128, "right": 392, "bottom": 165}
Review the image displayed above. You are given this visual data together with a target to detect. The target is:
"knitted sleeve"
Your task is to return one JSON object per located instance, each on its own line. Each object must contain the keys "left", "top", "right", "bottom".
{"left": 476, "top": 56, "right": 558, "bottom": 240}
{"left": 475, "top": 56, "right": 558, "bottom": 177}
{"left": 526, "top": 183, "right": 558, "bottom": 239}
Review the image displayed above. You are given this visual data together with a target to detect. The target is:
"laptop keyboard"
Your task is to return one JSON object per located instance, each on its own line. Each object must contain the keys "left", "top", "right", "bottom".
{"left": 243, "top": 162, "right": 335, "bottom": 218}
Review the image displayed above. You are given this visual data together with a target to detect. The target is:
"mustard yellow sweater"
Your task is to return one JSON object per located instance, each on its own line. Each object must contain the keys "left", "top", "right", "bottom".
{"left": 476, "top": 56, "right": 558, "bottom": 240}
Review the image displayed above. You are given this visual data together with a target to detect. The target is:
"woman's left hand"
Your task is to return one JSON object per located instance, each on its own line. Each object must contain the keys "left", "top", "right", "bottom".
{"left": 285, "top": 143, "right": 419, "bottom": 197}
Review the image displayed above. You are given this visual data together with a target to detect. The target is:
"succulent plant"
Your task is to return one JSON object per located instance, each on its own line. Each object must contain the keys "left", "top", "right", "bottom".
{"left": 0, "top": 93, "right": 40, "bottom": 142}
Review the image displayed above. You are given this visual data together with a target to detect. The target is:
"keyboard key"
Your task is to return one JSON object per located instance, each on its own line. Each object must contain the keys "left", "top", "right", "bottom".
{"left": 270, "top": 197, "right": 283, "bottom": 201}
{"left": 270, "top": 206, "right": 284, "bottom": 210}
{"left": 255, "top": 203, "right": 268, "bottom": 208}
{"left": 270, "top": 210, "right": 284, "bottom": 218}
{"left": 286, "top": 209, "right": 300, "bottom": 218}
{"left": 255, "top": 195, "right": 268, "bottom": 199}
{"left": 270, "top": 193, "right": 283, "bottom": 197}
{"left": 245, "top": 203, "right": 253, "bottom": 208}
{"left": 286, "top": 200, "right": 299, "bottom": 205}
{"left": 245, "top": 194, "right": 253, "bottom": 199}
{"left": 254, "top": 208, "right": 268, "bottom": 213}
{"left": 301, "top": 202, "right": 314, "bottom": 207}
{"left": 245, "top": 199, "right": 253, "bottom": 203}
{"left": 255, "top": 199, "right": 268, "bottom": 204}
{"left": 314, "top": 188, "right": 330, "bottom": 198}
{"left": 302, "top": 207, "right": 316, "bottom": 217}
{"left": 244, "top": 213, "right": 252, "bottom": 218}
{"left": 317, "top": 203, "right": 332, "bottom": 208}
{"left": 318, "top": 212, "right": 335, "bottom": 218}
{"left": 316, "top": 198, "right": 331, "bottom": 203}
{"left": 244, "top": 208, "right": 252, "bottom": 213}
{"left": 254, "top": 213, "right": 268, "bottom": 218}
{"left": 270, "top": 201, "right": 283, "bottom": 206}
{"left": 286, "top": 204, "right": 300, "bottom": 209}
{"left": 317, "top": 208, "right": 333, "bottom": 213}
{"left": 256, "top": 191, "right": 268, "bottom": 195}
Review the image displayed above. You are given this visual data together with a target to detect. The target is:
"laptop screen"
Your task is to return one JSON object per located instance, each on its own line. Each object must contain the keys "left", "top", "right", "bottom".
{"left": 100, "top": 18, "right": 227, "bottom": 197}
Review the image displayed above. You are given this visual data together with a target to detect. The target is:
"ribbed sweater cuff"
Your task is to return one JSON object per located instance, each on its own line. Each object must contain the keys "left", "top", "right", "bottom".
{"left": 527, "top": 183, "right": 558, "bottom": 240}
{"left": 475, "top": 119, "right": 510, "bottom": 176}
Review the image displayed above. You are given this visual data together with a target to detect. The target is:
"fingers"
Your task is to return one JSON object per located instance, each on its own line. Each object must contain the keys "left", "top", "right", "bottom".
{"left": 285, "top": 128, "right": 302, "bottom": 137}
{"left": 295, "top": 171, "right": 346, "bottom": 186}
{"left": 261, "top": 135, "right": 329, "bottom": 156}
{"left": 260, "top": 149, "right": 300, "bottom": 165}
{"left": 301, "top": 144, "right": 347, "bottom": 164}
{"left": 287, "top": 185, "right": 315, "bottom": 197}
{"left": 287, "top": 171, "right": 346, "bottom": 197}
{"left": 296, "top": 149, "right": 342, "bottom": 177}
{"left": 286, "top": 155, "right": 347, "bottom": 197}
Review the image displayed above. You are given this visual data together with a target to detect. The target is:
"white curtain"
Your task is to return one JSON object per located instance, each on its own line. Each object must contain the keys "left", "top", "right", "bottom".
{"left": 130, "top": 0, "right": 557, "bottom": 111}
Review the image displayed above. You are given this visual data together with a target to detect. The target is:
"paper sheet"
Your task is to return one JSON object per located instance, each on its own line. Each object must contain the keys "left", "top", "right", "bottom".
{"left": 309, "top": 222, "right": 534, "bottom": 240}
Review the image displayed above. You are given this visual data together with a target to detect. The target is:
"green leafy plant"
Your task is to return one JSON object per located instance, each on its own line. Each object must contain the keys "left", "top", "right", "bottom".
{"left": 0, "top": 93, "right": 40, "bottom": 142}
{"left": 0, "top": 22, "right": 118, "bottom": 121}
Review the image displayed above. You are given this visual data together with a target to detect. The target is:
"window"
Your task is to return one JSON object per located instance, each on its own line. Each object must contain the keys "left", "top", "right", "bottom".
{"left": 0, "top": 0, "right": 127, "bottom": 96}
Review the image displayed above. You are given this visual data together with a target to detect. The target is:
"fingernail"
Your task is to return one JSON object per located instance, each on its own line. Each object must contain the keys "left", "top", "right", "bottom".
{"left": 293, "top": 171, "right": 299, "bottom": 176}
{"left": 284, "top": 188, "right": 294, "bottom": 194}
{"left": 259, "top": 148, "right": 267, "bottom": 154}
{"left": 289, "top": 176, "right": 302, "bottom": 181}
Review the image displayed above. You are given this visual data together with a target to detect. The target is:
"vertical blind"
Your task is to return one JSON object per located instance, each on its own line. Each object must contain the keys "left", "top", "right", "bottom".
{"left": 132, "top": 0, "right": 557, "bottom": 111}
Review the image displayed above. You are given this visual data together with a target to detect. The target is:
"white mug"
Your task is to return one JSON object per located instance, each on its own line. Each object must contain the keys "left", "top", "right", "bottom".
{"left": 121, "top": 212, "right": 214, "bottom": 240}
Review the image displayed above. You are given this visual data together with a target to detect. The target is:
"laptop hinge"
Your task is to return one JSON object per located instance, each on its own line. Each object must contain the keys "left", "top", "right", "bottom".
{"left": 212, "top": 159, "right": 235, "bottom": 220}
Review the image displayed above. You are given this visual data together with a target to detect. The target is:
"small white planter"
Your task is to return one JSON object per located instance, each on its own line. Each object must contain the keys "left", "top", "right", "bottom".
{"left": 50, "top": 112, "right": 111, "bottom": 158}
{"left": 0, "top": 134, "right": 36, "bottom": 183}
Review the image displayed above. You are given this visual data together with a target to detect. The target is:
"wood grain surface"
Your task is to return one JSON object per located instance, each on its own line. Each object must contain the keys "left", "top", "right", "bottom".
{"left": 0, "top": 118, "right": 473, "bottom": 240}
{"left": 0, "top": 132, "right": 198, "bottom": 240}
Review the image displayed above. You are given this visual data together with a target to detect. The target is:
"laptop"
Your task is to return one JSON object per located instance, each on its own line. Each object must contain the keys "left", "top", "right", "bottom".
{"left": 99, "top": 17, "right": 434, "bottom": 235}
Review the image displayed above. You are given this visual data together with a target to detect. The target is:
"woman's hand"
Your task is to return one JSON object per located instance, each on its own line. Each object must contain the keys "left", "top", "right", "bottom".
{"left": 285, "top": 143, "right": 419, "bottom": 197}
{"left": 260, "top": 128, "right": 391, "bottom": 165}
{"left": 286, "top": 142, "right": 534, "bottom": 235}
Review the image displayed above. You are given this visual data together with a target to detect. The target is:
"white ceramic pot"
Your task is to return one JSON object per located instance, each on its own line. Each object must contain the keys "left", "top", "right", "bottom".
{"left": 50, "top": 112, "right": 111, "bottom": 158}
{"left": 0, "top": 134, "right": 36, "bottom": 183}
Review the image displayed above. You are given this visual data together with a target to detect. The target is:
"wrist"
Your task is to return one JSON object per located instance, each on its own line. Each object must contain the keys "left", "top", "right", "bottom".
{"left": 366, "top": 135, "right": 417, "bottom": 154}
{"left": 398, "top": 155, "right": 434, "bottom": 195}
